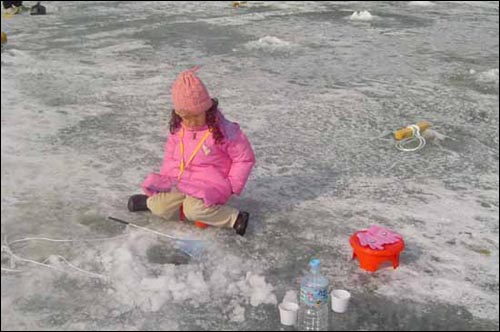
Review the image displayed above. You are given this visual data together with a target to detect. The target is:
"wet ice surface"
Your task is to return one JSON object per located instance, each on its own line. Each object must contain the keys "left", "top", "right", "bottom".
{"left": 1, "top": 1, "right": 499, "bottom": 330}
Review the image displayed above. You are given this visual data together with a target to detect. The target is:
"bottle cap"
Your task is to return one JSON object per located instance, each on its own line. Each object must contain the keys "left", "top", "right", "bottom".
{"left": 309, "top": 259, "right": 321, "bottom": 269}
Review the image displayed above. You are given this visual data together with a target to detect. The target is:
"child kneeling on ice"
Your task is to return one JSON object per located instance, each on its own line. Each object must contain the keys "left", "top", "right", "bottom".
{"left": 128, "top": 67, "right": 255, "bottom": 236}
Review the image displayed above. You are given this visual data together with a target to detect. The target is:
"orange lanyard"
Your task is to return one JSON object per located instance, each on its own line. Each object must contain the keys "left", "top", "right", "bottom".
{"left": 178, "top": 127, "right": 211, "bottom": 180}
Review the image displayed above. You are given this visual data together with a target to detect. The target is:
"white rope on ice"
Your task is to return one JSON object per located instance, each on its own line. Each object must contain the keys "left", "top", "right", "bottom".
{"left": 1, "top": 267, "right": 22, "bottom": 273}
{"left": 395, "top": 124, "right": 426, "bottom": 152}
{"left": 43, "top": 255, "right": 107, "bottom": 280}
{"left": 1, "top": 217, "right": 206, "bottom": 278}
{"left": 106, "top": 217, "right": 206, "bottom": 258}
{"left": 8, "top": 235, "right": 130, "bottom": 245}
{"left": 1, "top": 234, "right": 130, "bottom": 280}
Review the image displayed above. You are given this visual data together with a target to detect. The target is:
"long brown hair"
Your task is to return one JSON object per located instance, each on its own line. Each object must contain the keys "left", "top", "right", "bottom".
{"left": 169, "top": 98, "right": 224, "bottom": 144}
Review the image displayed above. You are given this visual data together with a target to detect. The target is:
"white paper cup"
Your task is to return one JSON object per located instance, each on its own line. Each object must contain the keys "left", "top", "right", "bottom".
{"left": 331, "top": 289, "right": 351, "bottom": 313}
{"left": 279, "top": 302, "right": 299, "bottom": 326}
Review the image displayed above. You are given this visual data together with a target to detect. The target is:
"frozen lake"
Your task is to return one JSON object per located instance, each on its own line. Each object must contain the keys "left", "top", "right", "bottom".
{"left": 1, "top": 1, "right": 499, "bottom": 330}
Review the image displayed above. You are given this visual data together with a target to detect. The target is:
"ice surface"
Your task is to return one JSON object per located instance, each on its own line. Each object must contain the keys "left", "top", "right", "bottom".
{"left": 1, "top": 1, "right": 498, "bottom": 330}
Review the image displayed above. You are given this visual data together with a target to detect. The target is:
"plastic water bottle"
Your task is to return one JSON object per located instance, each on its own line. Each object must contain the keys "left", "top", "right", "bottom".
{"left": 297, "top": 259, "right": 330, "bottom": 331}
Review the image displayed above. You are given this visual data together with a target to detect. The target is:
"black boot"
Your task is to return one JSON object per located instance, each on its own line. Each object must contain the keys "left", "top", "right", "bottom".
{"left": 31, "top": 2, "right": 47, "bottom": 15}
{"left": 128, "top": 194, "right": 149, "bottom": 212}
{"left": 233, "top": 211, "right": 249, "bottom": 236}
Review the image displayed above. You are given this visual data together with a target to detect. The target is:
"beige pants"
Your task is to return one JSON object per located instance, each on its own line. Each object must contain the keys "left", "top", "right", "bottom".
{"left": 146, "top": 192, "right": 239, "bottom": 228}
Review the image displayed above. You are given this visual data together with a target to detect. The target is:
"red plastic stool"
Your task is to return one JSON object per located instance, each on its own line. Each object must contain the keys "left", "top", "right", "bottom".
{"left": 179, "top": 204, "right": 210, "bottom": 229}
{"left": 350, "top": 231, "right": 405, "bottom": 272}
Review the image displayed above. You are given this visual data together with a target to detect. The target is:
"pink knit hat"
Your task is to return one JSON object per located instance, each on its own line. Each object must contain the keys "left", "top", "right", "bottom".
{"left": 171, "top": 66, "right": 213, "bottom": 115}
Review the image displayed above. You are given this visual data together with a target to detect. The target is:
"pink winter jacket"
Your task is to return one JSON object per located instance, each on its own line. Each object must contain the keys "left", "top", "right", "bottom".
{"left": 141, "top": 112, "right": 255, "bottom": 207}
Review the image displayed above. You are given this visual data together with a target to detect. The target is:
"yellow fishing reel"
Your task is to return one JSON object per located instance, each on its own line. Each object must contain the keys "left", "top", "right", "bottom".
{"left": 394, "top": 121, "right": 431, "bottom": 152}
{"left": 231, "top": 1, "right": 247, "bottom": 8}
